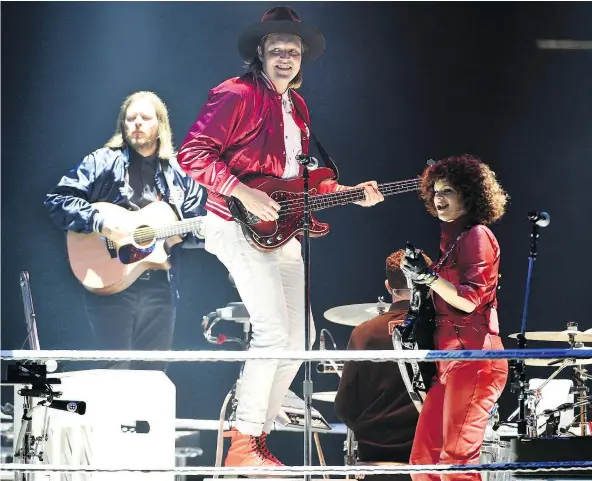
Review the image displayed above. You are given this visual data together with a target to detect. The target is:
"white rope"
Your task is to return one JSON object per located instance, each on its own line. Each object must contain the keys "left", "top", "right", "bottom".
{"left": 2, "top": 348, "right": 591, "bottom": 363}
{"left": 2, "top": 462, "right": 592, "bottom": 475}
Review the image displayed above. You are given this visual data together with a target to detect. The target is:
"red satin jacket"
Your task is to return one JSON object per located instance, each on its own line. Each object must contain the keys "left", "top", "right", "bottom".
{"left": 177, "top": 72, "right": 338, "bottom": 220}
{"left": 432, "top": 215, "right": 501, "bottom": 334}
{"left": 431, "top": 216, "right": 504, "bottom": 383}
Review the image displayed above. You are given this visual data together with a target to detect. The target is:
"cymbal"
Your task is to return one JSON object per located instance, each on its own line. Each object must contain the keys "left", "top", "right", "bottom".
{"left": 312, "top": 391, "right": 337, "bottom": 403}
{"left": 508, "top": 330, "right": 592, "bottom": 343}
{"left": 524, "top": 357, "right": 592, "bottom": 367}
{"left": 324, "top": 303, "right": 391, "bottom": 327}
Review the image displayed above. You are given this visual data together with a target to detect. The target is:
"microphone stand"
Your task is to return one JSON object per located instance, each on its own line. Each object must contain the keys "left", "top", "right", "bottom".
{"left": 298, "top": 154, "right": 313, "bottom": 480}
{"left": 512, "top": 213, "right": 546, "bottom": 437}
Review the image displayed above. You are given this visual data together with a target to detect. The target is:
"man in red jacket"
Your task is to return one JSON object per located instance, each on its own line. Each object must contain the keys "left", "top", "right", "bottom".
{"left": 177, "top": 6, "right": 383, "bottom": 468}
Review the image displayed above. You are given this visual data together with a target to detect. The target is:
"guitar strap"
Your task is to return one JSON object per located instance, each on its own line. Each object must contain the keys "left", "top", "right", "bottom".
{"left": 292, "top": 100, "right": 340, "bottom": 181}
{"left": 393, "top": 329, "right": 427, "bottom": 413}
{"left": 121, "top": 146, "right": 185, "bottom": 221}
{"left": 432, "top": 225, "right": 474, "bottom": 272}
{"left": 157, "top": 158, "right": 185, "bottom": 221}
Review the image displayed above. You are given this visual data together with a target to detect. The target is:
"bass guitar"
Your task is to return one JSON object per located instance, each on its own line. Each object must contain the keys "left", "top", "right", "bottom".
{"left": 226, "top": 167, "right": 420, "bottom": 252}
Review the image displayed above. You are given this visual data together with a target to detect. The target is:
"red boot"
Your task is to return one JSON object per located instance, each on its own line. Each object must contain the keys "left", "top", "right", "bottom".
{"left": 224, "top": 428, "right": 284, "bottom": 468}
{"left": 256, "top": 433, "right": 283, "bottom": 466}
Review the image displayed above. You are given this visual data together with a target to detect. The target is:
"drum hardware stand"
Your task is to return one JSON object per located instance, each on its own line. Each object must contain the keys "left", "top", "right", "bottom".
{"left": 511, "top": 211, "right": 549, "bottom": 438}
{"left": 508, "top": 355, "right": 575, "bottom": 419}
{"left": 572, "top": 365, "right": 590, "bottom": 435}
{"left": 317, "top": 329, "right": 344, "bottom": 375}
{"left": 507, "top": 348, "right": 591, "bottom": 436}
{"left": 566, "top": 332, "right": 591, "bottom": 436}
{"left": 543, "top": 411, "right": 561, "bottom": 437}
{"left": 344, "top": 428, "right": 358, "bottom": 476}
{"left": 538, "top": 395, "right": 592, "bottom": 435}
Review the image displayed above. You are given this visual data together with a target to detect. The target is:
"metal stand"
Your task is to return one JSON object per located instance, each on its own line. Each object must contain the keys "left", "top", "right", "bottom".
{"left": 573, "top": 362, "right": 590, "bottom": 435}
{"left": 10, "top": 370, "right": 58, "bottom": 481}
{"left": 511, "top": 212, "right": 549, "bottom": 437}
{"left": 299, "top": 154, "right": 314, "bottom": 480}
{"left": 344, "top": 428, "right": 358, "bottom": 469}
{"left": 13, "top": 396, "right": 51, "bottom": 481}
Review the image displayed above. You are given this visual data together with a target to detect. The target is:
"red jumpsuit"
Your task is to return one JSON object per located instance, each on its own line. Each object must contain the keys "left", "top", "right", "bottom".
{"left": 409, "top": 215, "right": 508, "bottom": 481}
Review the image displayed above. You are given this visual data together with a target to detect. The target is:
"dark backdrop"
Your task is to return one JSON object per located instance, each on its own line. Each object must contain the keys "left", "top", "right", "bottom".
{"left": 2, "top": 0, "right": 592, "bottom": 468}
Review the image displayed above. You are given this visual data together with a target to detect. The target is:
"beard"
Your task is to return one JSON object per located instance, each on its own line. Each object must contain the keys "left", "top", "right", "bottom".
{"left": 125, "top": 132, "right": 158, "bottom": 153}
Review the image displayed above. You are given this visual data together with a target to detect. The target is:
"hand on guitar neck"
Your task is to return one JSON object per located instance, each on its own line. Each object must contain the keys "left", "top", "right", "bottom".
{"left": 232, "top": 183, "right": 281, "bottom": 221}
{"left": 100, "top": 218, "right": 134, "bottom": 243}
{"left": 347, "top": 180, "right": 384, "bottom": 207}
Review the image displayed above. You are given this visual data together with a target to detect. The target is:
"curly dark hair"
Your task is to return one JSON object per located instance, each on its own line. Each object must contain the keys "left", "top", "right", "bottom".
{"left": 420, "top": 154, "right": 508, "bottom": 225}
{"left": 386, "top": 249, "right": 432, "bottom": 290}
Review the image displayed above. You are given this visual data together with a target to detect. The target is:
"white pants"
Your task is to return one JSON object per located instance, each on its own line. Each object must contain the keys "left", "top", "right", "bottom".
{"left": 204, "top": 212, "right": 315, "bottom": 436}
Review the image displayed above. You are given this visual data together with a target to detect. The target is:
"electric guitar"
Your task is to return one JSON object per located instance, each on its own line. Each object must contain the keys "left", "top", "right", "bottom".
{"left": 66, "top": 201, "right": 204, "bottom": 295}
{"left": 392, "top": 242, "right": 437, "bottom": 413}
{"left": 226, "top": 167, "right": 420, "bottom": 251}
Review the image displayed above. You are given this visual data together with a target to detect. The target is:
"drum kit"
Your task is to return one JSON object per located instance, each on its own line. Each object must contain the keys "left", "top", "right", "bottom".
{"left": 507, "top": 321, "right": 592, "bottom": 438}
{"left": 316, "top": 299, "right": 592, "bottom": 471}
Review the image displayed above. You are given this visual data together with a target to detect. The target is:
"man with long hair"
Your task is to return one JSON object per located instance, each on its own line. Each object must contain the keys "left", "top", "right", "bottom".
{"left": 45, "top": 91, "right": 205, "bottom": 370}
{"left": 177, "top": 6, "right": 383, "bottom": 468}
{"left": 401, "top": 155, "right": 509, "bottom": 481}
{"left": 335, "top": 249, "right": 433, "bottom": 481}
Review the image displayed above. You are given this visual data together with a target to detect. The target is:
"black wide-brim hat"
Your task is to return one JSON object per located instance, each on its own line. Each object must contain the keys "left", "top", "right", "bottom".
{"left": 238, "top": 6, "right": 326, "bottom": 64}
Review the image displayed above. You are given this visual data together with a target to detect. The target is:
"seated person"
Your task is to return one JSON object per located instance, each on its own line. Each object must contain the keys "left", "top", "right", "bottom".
{"left": 335, "top": 249, "right": 432, "bottom": 481}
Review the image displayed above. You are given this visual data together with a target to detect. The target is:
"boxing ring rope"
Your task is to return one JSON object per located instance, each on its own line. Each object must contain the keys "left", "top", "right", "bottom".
{"left": 3, "top": 347, "right": 591, "bottom": 478}
{"left": 3, "top": 348, "right": 592, "bottom": 363}
{"left": 2, "top": 461, "right": 592, "bottom": 476}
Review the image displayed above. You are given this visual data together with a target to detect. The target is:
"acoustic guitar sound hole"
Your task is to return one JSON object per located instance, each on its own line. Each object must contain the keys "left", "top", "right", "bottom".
{"left": 133, "top": 225, "right": 156, "bottom": 247}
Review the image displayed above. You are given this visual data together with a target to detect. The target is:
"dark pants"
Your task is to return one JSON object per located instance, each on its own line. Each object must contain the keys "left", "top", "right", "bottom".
{"left": 84, "top": 270, "right": 175, "bottom": 371}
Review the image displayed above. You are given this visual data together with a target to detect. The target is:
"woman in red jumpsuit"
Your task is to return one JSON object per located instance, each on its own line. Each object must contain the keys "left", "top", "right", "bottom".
{"left": 401, "top": 155, "right": 509, "bottom": 481}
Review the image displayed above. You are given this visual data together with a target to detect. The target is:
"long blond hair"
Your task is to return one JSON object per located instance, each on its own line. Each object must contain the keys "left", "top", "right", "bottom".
{"left": 105, "top": 91, "right": 175, "bottom": 159}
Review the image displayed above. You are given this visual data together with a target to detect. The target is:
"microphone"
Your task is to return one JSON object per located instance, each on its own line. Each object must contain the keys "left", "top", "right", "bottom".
{"left": 528, "top": 211, "right": 550, "bottom": 227}
{"left": 296, "top": 153, "right": 318, "bottom": 168}
{"left": 49, "top": 400, "right": 86, "bottom": 415}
